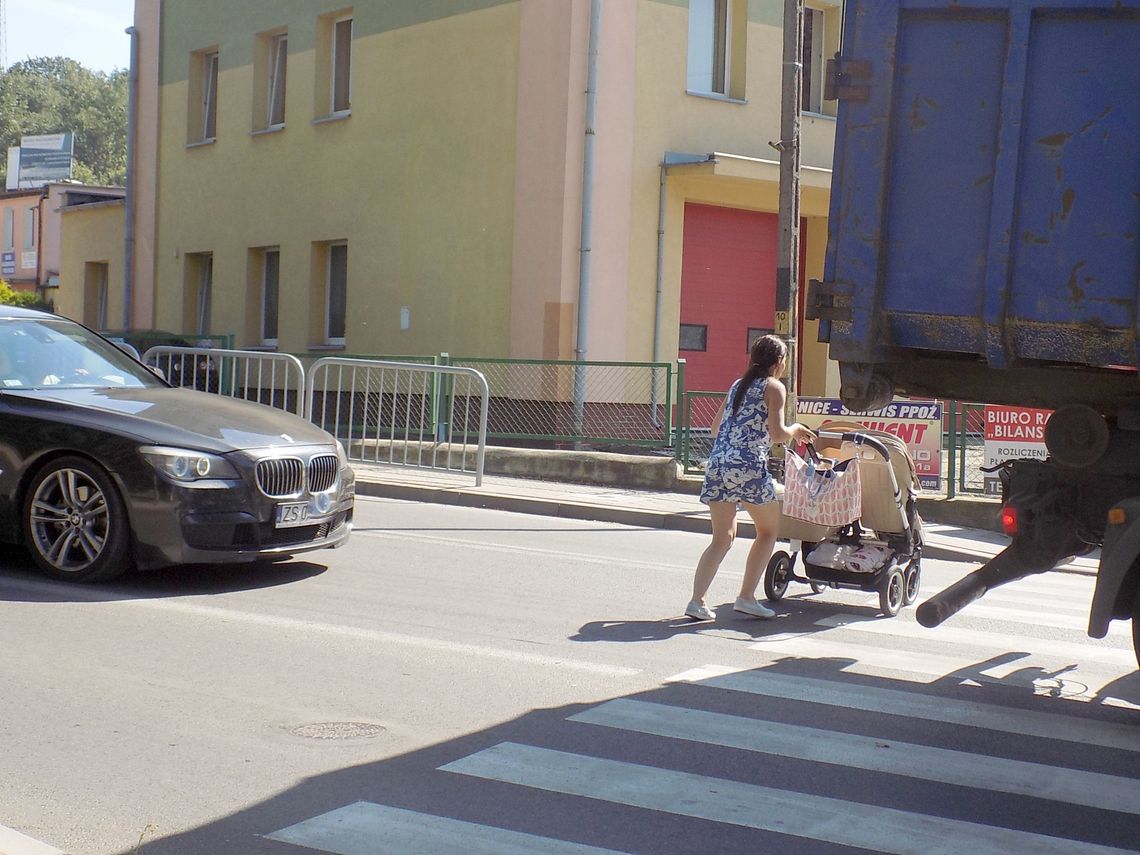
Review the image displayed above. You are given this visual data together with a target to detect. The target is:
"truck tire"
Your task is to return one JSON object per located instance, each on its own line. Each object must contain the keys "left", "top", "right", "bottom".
{"left": 1132, "top": 593, "right": 1140, "bottom": 671}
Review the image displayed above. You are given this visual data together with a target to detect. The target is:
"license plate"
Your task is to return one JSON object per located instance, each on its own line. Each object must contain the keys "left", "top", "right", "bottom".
{"left": 275, "top": 501, "right": 311, "bottom": 528}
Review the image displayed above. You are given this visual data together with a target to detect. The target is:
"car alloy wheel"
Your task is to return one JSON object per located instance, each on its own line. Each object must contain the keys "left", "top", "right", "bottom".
{"left": 24, "top": 457, "right": 130, "bottom": 582}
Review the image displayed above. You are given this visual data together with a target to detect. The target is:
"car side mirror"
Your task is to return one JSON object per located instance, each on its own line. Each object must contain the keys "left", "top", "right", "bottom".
{"left": 149, "top": 365, "right": 166, "bottom": 382}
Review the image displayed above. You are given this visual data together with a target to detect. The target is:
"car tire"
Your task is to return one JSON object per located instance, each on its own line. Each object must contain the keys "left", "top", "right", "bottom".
{"left": 23, "top": 456, "right": 131, "bottom": 582}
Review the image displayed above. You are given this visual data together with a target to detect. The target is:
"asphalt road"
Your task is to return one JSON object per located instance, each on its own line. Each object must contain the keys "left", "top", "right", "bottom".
{"left": 0, "top": 496, "right": 1137, "bottom": 855}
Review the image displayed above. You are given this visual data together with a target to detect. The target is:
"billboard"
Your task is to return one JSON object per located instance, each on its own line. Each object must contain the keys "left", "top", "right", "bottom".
{"left": 9, "top": 133, "right": 74, "bottom": 189}
{"left": 982, "top": 405, "right": 1052, "bottom": 495}
{"left": 796, "top": 397, "right": 944, "bottom": 491}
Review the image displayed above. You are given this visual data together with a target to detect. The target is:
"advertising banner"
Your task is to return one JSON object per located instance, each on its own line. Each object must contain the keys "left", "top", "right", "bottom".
{"left": 983, "top": 405, "right": 1052, "bottom": 495}
{"left": 796, "top": 398, "right": 943, "bottom": 491}
{"left": 17, "top": 133, "right": 74, "bottom": 188}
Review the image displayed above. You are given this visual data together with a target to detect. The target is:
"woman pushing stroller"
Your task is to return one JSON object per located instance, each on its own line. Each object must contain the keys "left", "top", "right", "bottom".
{"left": 686, "top": 335, "right": 816, "bottom": 621}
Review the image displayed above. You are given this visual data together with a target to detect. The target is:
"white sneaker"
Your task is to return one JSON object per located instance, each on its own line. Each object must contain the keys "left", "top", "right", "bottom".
{"left": 685, "top": 601, "right": 716, "bottom": 621}
{"left": 733, "top": 597, "right": 775, "bottom": 619}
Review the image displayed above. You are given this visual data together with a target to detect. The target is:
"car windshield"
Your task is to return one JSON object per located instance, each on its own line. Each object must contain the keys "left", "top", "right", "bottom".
{"left": 0, "top": 318, "right": 165, "bottom": 390}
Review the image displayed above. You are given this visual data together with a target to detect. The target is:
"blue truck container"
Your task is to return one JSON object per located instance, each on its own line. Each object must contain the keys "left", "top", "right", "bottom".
{"left": 811, "top": 1, "right": 1140, "bottom": 415}
{"left": 809, "top": 1, "right": 1140, "bottom": 665}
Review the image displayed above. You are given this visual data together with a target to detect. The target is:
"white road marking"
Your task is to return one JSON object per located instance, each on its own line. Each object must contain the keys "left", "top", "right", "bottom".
{"left": 570, "top": 699, "right": 1140, "bottom": 813}
{"left": 811, "top": 614, "right": 1136, "bottom": 666}
{"left": 0, "top": 577, "right": 639, "bottom": 678}
{"left": 443, "top": 743, "right": 1134, "bottom": 855}
{"left": 266, "top": 802, "right": 629, "bottom": 854}
{"left": 667, "top": 669, "right": 1140, "bottom": 752}
{"left": 746, "top": 634, "right": 1133, "bottom": 701}
{"left": 0, "top": 824, "right": 63, "bottom": 855}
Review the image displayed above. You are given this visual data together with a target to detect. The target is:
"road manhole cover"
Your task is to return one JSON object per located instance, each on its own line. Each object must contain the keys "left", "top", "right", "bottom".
{"left": 290, "top": 722, "right": 387, "bottom": 740}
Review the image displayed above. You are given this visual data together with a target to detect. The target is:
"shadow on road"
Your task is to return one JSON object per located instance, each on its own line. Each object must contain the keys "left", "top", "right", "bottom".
{"left": 121, "top": 649, "right": 1140, "bottom": 855}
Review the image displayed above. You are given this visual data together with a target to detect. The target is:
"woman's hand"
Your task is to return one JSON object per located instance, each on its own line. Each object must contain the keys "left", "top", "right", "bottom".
{"left": 791, "top": 423, "right": 816, "bottom": 445}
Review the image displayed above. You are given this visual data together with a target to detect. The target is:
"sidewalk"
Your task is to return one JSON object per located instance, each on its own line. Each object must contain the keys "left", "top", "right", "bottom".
{"left": 348, "top": 454, "right": 1005, "bottom": 539}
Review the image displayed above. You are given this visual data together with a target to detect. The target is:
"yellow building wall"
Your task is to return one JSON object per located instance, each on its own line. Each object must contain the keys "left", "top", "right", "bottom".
{"left": 627, "top": 0, "right": 840, "bottom": 396}
{"left": 155, "top": 4, "right": 520, "bottom": 355}
{"left": 58, "top": 203, "right": 126, "bottom": 328}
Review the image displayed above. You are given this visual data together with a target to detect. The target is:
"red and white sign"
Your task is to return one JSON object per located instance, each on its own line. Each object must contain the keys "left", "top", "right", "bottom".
{"left": 982, "top": 405, "right": 1052, "bottom": 494}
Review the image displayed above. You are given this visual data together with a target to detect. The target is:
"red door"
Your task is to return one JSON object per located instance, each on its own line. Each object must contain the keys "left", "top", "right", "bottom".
{"left": 679, "top": 203, "right": 778, "bottom": 394}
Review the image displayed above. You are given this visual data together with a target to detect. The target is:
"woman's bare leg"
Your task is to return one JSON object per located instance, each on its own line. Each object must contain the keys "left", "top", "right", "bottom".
{"left": 690, "top": 501, "right": 738, "bottom": 603}
{"left": 740, "top": 500, "right": 782, "bottom": 600}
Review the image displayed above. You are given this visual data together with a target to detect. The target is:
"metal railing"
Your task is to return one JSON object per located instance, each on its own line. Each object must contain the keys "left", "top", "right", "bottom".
{"left": 142, "top": 346, "right": 306, "bottom": 415}
{"left": 944, "top": 400, "right": 987, "bottom": 497}
{"left": 445, "top": 356, "right": 674, "bottom": 447}
{"left": 305, "top": 357, "right": 490, "bottom": 485}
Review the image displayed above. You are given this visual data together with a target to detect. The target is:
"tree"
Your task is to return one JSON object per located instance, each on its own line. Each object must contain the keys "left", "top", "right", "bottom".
{"left": 0, "top": 280, "right": 52, "bottom": 311}
{"left": 0, "top": 57, "right": 128, "bottom": 187}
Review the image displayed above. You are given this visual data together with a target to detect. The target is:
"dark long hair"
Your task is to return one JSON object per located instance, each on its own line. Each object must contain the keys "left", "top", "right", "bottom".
{"left": 731, "top": 334, "right": 787, "bottom": 414}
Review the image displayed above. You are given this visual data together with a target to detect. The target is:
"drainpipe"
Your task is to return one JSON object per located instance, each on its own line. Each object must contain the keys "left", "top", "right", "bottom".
{"left": 123, "top": 25, "right": 139, "bottom": 329}
{"left": 572, "top": 0, "right": 601, "bottom": 438}
{"left": 651, "top": 152, "right": 713, "bottom": 425}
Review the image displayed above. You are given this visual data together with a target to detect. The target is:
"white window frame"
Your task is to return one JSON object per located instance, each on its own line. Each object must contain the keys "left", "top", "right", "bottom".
{"left": 325, "top": 242, "right": 347, "bottom": 345}
{"left": 196, "top": 254, "right": 213, "bottom": 335}
{"left": 802, "top": 7, "right": 827, "bottom": 113}
{"left": 202, "top": 51, "right": 219, "bottom": 140}
{"left": 330, "top": 15, "right": 353, "bottom": 115}
{"left": 23, "top": 207, "right": 35, "bottom": 250}
{"left": 3, "top": 209, "right": 13, "bottom": 251}
{"left": 267, "top": 33, "right": 288, "bottom": 128}
{"left": 261, "top": 248, "right": 280, "bottom": 346}
{"left": 687, "top": 0, "right": 731, "bottom": 96}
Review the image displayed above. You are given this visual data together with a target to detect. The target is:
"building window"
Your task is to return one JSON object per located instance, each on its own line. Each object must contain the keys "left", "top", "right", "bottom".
{"left": 679, "top": 324, "right": 708, "bottom": 352}
{"left": 687, "top": 0, "right": 744, "bottom": 99}
{"left": 184, "top": 252, "right": 213, "bottom": 335}
{"left": 23, "top": 208, "right": 34, "bottom": 250}
{"left": 747, "top": 327, "right": 774, "bottom": 352}
{"left": 269, "top": 34, "right": 288, "bottom": 127}
{"left": 802, "top": 7, "right": 826, "bottom": 113}
{"left": 326, "top": 242, "right": 347, "bottom": 344}
{"left": 332, "top": 16, "right": 353, "bottom": 114}
{"left": 83, "top": 262, "right": 109, "bottom": 330}
{"left": 189, "top": 49, "right": 219, "bottom": 142}
{"left": 261, "top": 248, "right": 280, "bottom": 345}
{"left": 4, "top": 209, "right": 13, "bottom": 250}
{"left": 317, "top": 11, "right": 353, "bottom": 118}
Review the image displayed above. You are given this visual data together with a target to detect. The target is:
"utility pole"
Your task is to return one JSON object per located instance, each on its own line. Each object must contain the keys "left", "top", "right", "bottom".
{"left": 773, "top": 0, "right": 803, "bottom": 429}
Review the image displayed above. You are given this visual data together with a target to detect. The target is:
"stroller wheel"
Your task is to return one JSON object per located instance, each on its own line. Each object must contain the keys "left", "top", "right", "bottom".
{"left": 764, "top": 551, "right": 793, "bottom": 601}
{"left": 809, "top": 581, "right": 828, "bottom": 595}
{"left": 902, "top": 560, "right": 921, "bottom": 606}
{"left": 879, "top": 567, "right": 905, "bottom": 617}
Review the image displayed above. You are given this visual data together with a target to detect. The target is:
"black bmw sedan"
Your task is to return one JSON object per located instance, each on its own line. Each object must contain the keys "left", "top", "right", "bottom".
{"left": 0, "top": 307, "right": 354, "bottom": 582}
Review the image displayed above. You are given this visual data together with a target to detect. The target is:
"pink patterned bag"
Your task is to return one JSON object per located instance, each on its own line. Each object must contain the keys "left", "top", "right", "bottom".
{"left": 782, "top": 446, "right": 862, "bottom": 527}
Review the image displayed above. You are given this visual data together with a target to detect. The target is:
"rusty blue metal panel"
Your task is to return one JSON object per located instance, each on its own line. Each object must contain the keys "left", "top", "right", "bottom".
{"left": 824, "top": 0, "right": 1140, "bottom": 372}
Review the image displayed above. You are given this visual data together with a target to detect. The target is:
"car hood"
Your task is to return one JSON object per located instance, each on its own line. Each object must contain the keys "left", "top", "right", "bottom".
{"left": 4, "top": 386, "right": 336, "bottom": 453}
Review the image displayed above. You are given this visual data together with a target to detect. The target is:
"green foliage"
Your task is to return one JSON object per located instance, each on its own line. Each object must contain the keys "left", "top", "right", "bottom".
{"left": 0, "top": 57, "right": 128, "bottom": 187}
{"left": 0, "top": 280, "right": 52, "bottom": 311}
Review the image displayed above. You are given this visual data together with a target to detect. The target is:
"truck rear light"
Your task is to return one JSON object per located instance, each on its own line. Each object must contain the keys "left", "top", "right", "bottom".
{"left": 1001, "top": 505, "right": 1018, "bottom": 536}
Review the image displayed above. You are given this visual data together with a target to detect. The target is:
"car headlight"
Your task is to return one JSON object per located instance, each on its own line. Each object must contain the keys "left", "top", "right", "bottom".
{"left": 139, "top": 446, "right": 241, "bottom": 483}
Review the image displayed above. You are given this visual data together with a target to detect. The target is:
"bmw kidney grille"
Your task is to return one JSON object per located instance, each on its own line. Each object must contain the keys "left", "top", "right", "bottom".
{"left": 256, "top": 454, "right": 339, "bottom": 497}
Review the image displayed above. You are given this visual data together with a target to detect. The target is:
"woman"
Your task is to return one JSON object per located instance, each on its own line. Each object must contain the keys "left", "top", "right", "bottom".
{"left": 686, "top": 335, "right": 816, "bottom": 621}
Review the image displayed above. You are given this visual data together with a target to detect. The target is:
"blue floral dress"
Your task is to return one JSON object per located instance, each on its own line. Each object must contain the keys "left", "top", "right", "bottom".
{"left": 700, "top": 376, "right": 778, "bottom": 506}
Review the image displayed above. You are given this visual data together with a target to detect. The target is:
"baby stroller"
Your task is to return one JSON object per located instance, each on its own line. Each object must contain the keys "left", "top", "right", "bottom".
{"left": 763, "top": 424, "right": 924, "bottom": 617}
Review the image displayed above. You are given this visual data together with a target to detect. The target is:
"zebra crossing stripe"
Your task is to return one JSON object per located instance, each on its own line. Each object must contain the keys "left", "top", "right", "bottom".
{"left": 569, "top": 699, "right": 1140, "bottom": 814}
{"left": 748, "top": 634, "right": 1133, "bottom": 702}
{"left": 810, "top": 614, "right": 1137, "bottom": 665}
{"left": 442, "top": 742, "right": 1135, "bottom": 855}
{"left": 673, "top": 669, "right": 1140, "bottom": 752}
{"left": 265, "top": 802, "right": 630, "bottom": 854}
